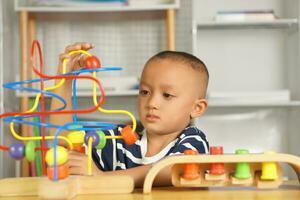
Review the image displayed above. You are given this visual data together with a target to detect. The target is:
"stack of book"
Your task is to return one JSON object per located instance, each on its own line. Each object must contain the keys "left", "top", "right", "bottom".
{"left": 128, "top": 0, "right": 172, "bottom": 6}
{"left": 215, "top": 10, "right": 277, "bottom": 22}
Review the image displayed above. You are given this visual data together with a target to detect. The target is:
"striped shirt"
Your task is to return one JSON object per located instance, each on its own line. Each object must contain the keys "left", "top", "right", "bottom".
{"left": 92, "top": 126, "right": 209, "bottom": 171}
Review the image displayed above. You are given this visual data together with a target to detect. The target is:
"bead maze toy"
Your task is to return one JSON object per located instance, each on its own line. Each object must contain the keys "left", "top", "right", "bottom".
{"left": 0, "top": 40, "right": 137, "bottom": 199}
{"left": 143, "top": 147, "right": 300, "bottom": 193}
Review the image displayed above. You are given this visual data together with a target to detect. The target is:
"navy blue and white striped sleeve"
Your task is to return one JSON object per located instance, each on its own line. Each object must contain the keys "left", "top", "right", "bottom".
{"left": 168, "top": 127, "right": 209, "bottom": 155}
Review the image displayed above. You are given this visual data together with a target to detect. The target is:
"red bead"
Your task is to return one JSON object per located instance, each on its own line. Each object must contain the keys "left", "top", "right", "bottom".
{"left": 85, "top": 56, "right": 101, "bottom": 69}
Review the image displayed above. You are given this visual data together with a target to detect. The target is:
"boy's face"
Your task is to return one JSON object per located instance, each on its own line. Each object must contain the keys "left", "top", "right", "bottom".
{"left": 138, "top": 58, "right": 204, "bottom": 136}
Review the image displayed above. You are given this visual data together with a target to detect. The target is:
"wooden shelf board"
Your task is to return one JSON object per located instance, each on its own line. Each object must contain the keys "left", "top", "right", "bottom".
{"left": 15, "top": 3, "right": 180, "bottom": 12}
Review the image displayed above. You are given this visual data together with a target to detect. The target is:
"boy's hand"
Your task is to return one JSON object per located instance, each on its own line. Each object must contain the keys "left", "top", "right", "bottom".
{"left": 67, "top": 150, "right": 102, "bottom": 176}
{"left": 57, "top": 42, "right": 95, "bottom": 75}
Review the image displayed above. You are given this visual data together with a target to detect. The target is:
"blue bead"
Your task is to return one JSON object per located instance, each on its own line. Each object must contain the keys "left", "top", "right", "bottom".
{"left": 84, "top": 130, "right": 100, "bottom": 148}
{"left": 9, "top": 142, "right": 25, "bottom": 160}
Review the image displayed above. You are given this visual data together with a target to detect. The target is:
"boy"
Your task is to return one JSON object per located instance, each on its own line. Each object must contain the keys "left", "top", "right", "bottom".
{"left": 50, "top": 43, "right": 209, "bottom": 187}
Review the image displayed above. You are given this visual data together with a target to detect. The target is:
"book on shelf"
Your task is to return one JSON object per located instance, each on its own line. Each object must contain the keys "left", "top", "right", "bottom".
{"left": 215, "top": 9, "right": 277, "bottom": 22}
{"left": 33, "top": 0, "right": 128, "bottom": 6}
{"left": 128, "top": 0, "right": 173, "bottom": 6}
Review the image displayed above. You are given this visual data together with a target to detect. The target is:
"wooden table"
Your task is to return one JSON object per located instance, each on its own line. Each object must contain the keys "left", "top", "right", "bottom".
{"left": 0, "top": 183, "right": 299, "bottom": 200}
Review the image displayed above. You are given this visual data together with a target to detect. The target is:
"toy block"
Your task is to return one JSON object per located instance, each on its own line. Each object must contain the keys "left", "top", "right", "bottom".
{"left": 143, "top": 153, "right": 300, "bottom": 193}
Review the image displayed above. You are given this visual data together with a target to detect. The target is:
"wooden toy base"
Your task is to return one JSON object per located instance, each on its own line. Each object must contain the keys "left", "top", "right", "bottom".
{"left": 173, "top": 163, "right": 283, "bottom": 188}
{"left": 0, "top": 175, "right": 134, "bottom": 199}
{"left": 143, "top": 153, "right": 300, "bottom": 193}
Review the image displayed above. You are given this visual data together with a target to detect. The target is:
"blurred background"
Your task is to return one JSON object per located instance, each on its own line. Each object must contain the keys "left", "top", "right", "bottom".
{"left": 0, "top": 0, "right": 300, "bottom": 180}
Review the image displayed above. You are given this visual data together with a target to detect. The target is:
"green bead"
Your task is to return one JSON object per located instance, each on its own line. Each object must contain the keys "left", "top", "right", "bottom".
{"left": 25, "top": 141, "right": 36, "bottom": 162}
{"left": 234, "top": 149, "right": 251, "bottom": 179}
{"left": 96, "top": 130, "right": 106, "bottom": 150}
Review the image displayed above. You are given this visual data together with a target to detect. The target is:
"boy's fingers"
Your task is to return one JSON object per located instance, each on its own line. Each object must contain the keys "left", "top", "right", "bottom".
{"left": 78, "top": 54, "right": 87, "bottom": 69}
{"left": 69, "top": 166, "right": 85, "bottom": 175}
{"left": 66, "top": 159, "right": 81, "bottom": 167}
{"left": 65, "top": 43, "right": 81, "bottom": 53}
{"left": 68, "top": 150, "right": 87, "bottom": 158}
{"left": 65, "top": 42, "right": 95, "bottom": 53}
{"left": 66, "top": 54, "right": 82, "bottom": 70}
{"left": 68, "top": 152, "right": 83, "bottom": 158}
{"left": 59, "top": 53, "right": 70, "bottom": 62}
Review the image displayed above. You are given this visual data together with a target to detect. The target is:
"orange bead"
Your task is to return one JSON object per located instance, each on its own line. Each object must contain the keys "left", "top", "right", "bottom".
{"left": 182, "top": 149, "right": 200, "bottom": 180}
{"left": 121, "top": 125, "right": 139, "bottom": 145}
{"left": 47, "top": 164, "right": 69, "bottom": 181}
{"left": 73, "top": 144, "right": 86, "bottom": 154}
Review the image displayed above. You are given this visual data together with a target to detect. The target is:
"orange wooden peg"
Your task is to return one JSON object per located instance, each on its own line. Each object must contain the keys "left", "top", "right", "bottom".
{"left": 182, "top": 149, "right": 200, "bottom": 180}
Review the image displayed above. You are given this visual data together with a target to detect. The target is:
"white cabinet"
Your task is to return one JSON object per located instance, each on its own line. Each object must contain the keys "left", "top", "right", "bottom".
{"left": 192, "top": 0, "right": 299, "bottom": 107}
{"left": 186, "top": 0, "right": 300, "bottom": 176}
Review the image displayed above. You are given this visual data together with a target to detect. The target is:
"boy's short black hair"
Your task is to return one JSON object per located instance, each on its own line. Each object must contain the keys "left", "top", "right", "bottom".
{"left": 145, "top": 51, "right": 209, "bottom": 96}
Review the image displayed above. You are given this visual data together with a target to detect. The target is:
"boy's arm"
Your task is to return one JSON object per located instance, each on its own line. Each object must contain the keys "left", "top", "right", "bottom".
{"left": 49, "top": 79, "right": 73, "bottom": 138}
{"left": 49, "top": 43, "right": 95, "bottom": 141}
{"left": 68, "top": 151, "right": 172, "bottom": 187}
{"left": 104, "top": 165, "right": 172, "bottom": 187}
{"left": 102, "top": 164, "right": 172, "bottom": 187}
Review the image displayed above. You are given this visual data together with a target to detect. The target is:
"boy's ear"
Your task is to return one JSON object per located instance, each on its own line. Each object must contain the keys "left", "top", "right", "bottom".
{"left": 190, "top": 98, "right": 208, "bottom": 119}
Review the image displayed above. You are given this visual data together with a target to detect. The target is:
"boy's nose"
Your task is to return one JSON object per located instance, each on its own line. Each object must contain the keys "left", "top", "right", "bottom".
{"left": 147, "top": 95, "right": 159, "bottom": 110}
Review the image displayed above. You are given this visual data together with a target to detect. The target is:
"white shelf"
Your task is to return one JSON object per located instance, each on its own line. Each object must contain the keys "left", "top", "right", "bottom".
{"left": 197, "top": 18, "right": 298, "bottom": 29}
{"left": 208, "top": 101, "right": 300, "bottom": 108}
{"left": 15, "top": 0, "right": 180, "bottom": 12}
{"left": 76, "top": 89, "right": 139, "bottom": 96}
{"left": 15, "top": 90, "right": 300, "bottom": 107}
{"left": 16, "top": 89, "right": 139, "bottom": 97}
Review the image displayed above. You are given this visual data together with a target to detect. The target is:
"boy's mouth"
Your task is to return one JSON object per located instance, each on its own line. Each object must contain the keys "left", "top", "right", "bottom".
{"left": 145, "top": 114, "right": 160, "bottom": 121}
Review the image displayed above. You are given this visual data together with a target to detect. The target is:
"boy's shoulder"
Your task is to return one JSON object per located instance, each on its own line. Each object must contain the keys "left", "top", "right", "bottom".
{"left": 170, "top": 126, "right": 209, "bottom": 154}
{"left": 179, "top": 126, "right": 207, "bottom": 139}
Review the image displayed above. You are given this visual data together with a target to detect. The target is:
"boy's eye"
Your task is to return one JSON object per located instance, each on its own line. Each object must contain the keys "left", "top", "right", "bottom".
{"left": 163, "top": 93, "right": 174, "bottom": 99}
{"left": 139, "top": 90, "right": 149, "bottom": 96}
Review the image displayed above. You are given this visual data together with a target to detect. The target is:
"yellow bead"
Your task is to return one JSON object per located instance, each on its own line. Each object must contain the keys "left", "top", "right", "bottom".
{"left": 67, "top": 131, "right": 85, "bottom": 144}
{"left": 46, "top": 146, "right": 68, "bottom": 167}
